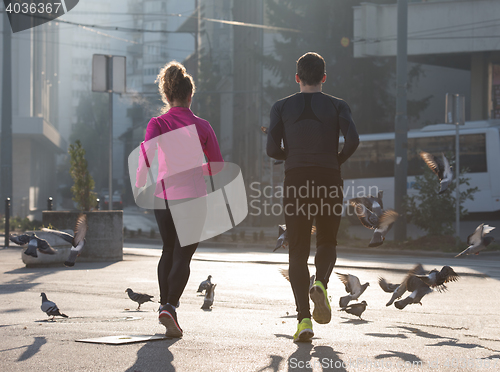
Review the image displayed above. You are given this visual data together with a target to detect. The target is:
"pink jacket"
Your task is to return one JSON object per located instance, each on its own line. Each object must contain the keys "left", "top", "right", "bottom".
{"left": 135, "top": 106, "right": 223, "bottom": 200}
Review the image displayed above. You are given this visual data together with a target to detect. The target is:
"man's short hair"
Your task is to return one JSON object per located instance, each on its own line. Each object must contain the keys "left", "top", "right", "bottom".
{"left": 296, "top": 52, "right": 325, "bottom": 86}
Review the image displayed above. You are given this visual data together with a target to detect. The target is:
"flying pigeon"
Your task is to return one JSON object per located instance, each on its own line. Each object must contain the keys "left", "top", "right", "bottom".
{"left": 420, "top": 151, "right": 453, "bottom": 194}
{"left": 353, "top": 204, "right": 399, "bottom": 247}
{"left": 10, "top": 234, "right": 56, "bottom": 257}
{"left": 197, "top": 275, "right": 212, "bottom": 293}
{"left": 394, "top": 280, "right": 432, "bottom": 310}
{"left": 415, "top": 266, "right": 459, "bottom": 292}
{"left": 125, "top": 288, "right": 154, "bottom": 310}
{"left": 379, "top": 264, "right": 428, "bottom": 307}
{"left": 279, "top": 268, "right": 315, "bottom": 289}
{"left": 273, "top": 225, "right": 316, "bottom": 252}
{"left": 336, "top": 272, "right": 370, "bottom": 308}
{"left": 42, "top": 214, "right": 88, "bottom": 267}
{"left": 340, "top": 300, "right": 367, "bottom": 319}
{"left": 349, "top": 191, "right": 384, "bottom": 215}
{"left": 201, "top": 283, "right": 216, "bottom": 310}
{"left": 274, "top": 225, "right": 289, "bottom": 252}
{"left": 455, "top": 223, "right": 495, "bottom": 257}
{"left": 40, "top": 293, "right": 68, "bottom": 320}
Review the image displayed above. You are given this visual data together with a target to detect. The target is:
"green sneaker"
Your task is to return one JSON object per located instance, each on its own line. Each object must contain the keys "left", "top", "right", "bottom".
{"left": 293, "top": 318, "right": 314, "bottom": 342}
{"left": 310, "top": 280, "right": 331, "bottom": 324}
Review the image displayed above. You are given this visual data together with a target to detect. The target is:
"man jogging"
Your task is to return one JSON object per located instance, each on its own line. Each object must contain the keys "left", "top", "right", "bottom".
{"left": 266, "top": 52, "right": 359, "bottom": 342}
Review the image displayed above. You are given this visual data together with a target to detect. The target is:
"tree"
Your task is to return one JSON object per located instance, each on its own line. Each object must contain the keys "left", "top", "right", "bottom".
{"left": 263, "top": 0, "right": 431, "bottom": 134}
{"left": 68, "top": 140, "right": 98, "bottom": 211}
{"left": 404, "top": 165, "right": 478, "bottom": 236}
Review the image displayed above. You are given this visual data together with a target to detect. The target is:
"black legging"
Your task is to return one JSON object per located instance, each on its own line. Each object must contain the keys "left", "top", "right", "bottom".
{"left": 283, "top": 167, "right": 343, "bottom": 322}
{"left": 154, "top": 198, "right": 206, "bottom": 306}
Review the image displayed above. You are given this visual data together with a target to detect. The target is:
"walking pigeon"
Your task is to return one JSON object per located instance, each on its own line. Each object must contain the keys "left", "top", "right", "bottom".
{"left": 197, "top": 275, "right": 212, "bottom": 293}
{"left": 42, "top": 214, "right": 88, "bottom": 267}
{"left": 201, "top": 283, "right": 216, "bottom": 310}
{"left": 10, "top": 234, "right": 56, "bottom": 257}
{"left": 125, "top": 288, "right": 154, "bottom": 310}
{"left": 40, "top": 293, "right": 68, "bottom": 320}
{"left": 279, "top": 268, "right": 315, "bottom": 290}
{"left": 353, "top": 204, "right": 399, "bottom": 247}
{"left": 415, "top": 266, "right": 459, "bottom": 292}
{"left": 420, "top": 151, "right": 453, "bottom": 194}
{"left": 455, "top": 223, "right": 495, "bottom": 257}
{"left": 340, "top": 300, "right": 367, "bottom": 319}
{"left": 336, "top": 272, "right": 370, "bottom": 308}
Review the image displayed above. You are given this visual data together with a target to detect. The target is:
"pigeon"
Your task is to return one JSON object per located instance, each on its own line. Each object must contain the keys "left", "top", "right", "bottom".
{"left": 40, "top": 293, "right": 68, "bottom": 320}
{"left": 125, "top": 288, "right": 154, "bottom": 310}
{"left": 274, "top": 225, "right": 289, "bottom": 252}
{"left": 336, "top": 272, "right": 370, "bottom": 308}
{"left": 261, "top": 126, "right": 268, "bottom": 134}
{"left": 415, "top": 266, "right": 459, "bottom": 292}
{"left": 379, "top": 264, "right": 428, "bottom": 307}
{"left": 197, "top": 275, "right": 212, "bottom": 293}
{"left": 201, "top": 283, "right": 216, "bottom": 310}
{"left": 42, "top": 214, "right": 88, "bottom": 267}
{"left": 349, "top": 190, "right": 384, "bottom": 214}
{"left": 10, "top": 234, "right": 56, "bottom": 257}
{"left": 455, "top": 223, "right": 495, "bottom": 257}
{"left": 273, "top": 225, "right": 316, "bottom": 252}
{"left": 353, "top": 204, "right": 399, "bottom": 247}
{"left": 340, "top": 300, "right": 367, "bottom": 319}
{"left": 279, "top": 268, "right": 315, "bottom": 290}
{"left": 394, "top": 281, "right": 432, "bottom": 310}
{"left": 420, "top": 151, "right": 453, "bottom": 194}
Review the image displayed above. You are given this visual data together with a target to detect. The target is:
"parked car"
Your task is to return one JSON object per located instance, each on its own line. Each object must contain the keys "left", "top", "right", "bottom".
{"left": 102, "top": 191, "right": 123, "bottom": 210}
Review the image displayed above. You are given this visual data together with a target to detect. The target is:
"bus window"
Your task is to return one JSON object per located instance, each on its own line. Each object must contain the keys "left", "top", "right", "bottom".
{"left": 342, "top": 133, "right": 487, "bottom": 179}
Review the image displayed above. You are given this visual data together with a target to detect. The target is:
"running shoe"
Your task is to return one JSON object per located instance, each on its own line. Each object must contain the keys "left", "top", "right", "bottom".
{"left": 309, "top": 280, "right": 331, "bottom": 324}
{"left": 159, "top": 304, "right": 183, "bottom": 338}
{"left": 293, "top": 318, "right": 314, "bottom": 342}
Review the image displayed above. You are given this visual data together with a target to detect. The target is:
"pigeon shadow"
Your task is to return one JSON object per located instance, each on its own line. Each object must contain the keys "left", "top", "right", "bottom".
{"left": 17, "top": 336, "right": 46, "bottom": 362}
{"left": 339, "top": 317, "right": 370, "bottom": 325}
{"left": 257, "top": 355, "right": 284, "bottom": 372}
{"left": 2, "top": 262, "right": 115, "bottom": 295}
{"left": 375, "top": 350, "right": 422, "bottom": 364}
{"left": 124, "top": 337, "right": 179, "bottom": 372}
{"left": 365, "top": 333, "right": 408, "bottom": 339}
{"left": 394, "top": 326, "right": 454, "bottom": 340}
{"left": 427, "top": 340, "right": 499, "bottom": 351}
{"left": 0, "top": 308, "right": 23, "bottom": 313}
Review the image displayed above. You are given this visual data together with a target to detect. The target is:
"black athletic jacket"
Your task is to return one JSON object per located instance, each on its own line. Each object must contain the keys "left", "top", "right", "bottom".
{"left": 266, "top": 92, "right": 359, "bottom": 173}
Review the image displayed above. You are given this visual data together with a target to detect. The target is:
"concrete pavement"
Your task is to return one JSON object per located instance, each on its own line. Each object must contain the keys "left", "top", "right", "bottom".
{"left": 1, "top": 243, "right": 500, "bottom": 371}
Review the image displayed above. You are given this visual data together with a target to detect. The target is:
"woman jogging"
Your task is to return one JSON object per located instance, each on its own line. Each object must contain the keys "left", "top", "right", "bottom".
{"left": 135, "top": 61, "right": 223, "bottom": 337}
{"left": 266, "top": 52, "right": 359, "bottom": 342}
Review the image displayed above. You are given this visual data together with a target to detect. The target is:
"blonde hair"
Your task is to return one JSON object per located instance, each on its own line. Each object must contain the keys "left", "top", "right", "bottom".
{"left": 156, "top": 61, "right": 195, "bottom": 113}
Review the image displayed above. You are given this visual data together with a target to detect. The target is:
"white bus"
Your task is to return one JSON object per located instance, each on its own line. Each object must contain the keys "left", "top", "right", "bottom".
{"left": 340, "top": 120, "right": 500, "bottom": 215}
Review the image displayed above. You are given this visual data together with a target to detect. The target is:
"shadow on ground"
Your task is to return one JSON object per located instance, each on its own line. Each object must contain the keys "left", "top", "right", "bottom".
{"left": 125, "top": 337, "right": 179, "bottom": 372}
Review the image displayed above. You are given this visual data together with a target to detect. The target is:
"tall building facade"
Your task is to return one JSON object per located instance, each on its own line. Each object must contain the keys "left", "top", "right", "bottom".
{"left": 0, "top": 19, "right": 64, "bottom": 219}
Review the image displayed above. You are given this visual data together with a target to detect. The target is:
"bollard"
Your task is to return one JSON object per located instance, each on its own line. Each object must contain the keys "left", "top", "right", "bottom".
{"left": 5, "top": 198, "right": 10, "bottom": 247}
{"left": 96, "top": 198, "right": 100, "bottom": 211}
{"left": 47, "top": 196, "right": 53, "bottom": 211}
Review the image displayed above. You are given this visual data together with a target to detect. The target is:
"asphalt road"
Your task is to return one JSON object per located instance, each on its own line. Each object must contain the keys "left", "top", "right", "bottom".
{"left": 1, "top": 243, "right": 499, "bottom": 372}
